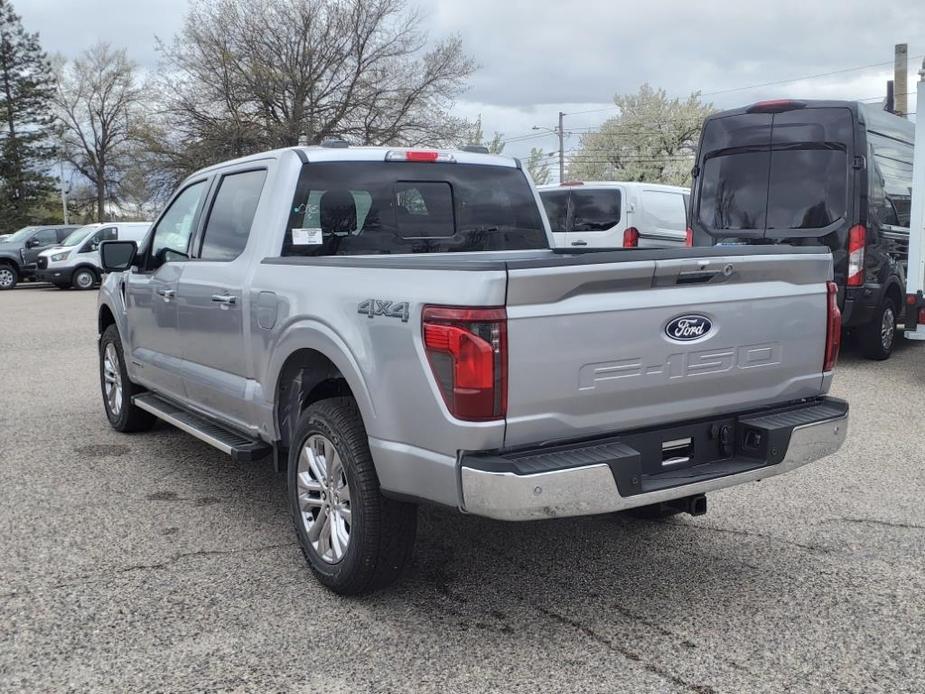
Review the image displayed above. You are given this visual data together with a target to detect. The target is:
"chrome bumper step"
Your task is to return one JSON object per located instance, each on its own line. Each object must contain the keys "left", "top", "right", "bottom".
{"left": 133, "top": 393, "right": 272, "bottom": 463}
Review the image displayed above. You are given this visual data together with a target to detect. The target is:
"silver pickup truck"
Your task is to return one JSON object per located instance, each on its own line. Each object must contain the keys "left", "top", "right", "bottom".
{"left": 97, "top": 145, "right": 848, "bottom": 594}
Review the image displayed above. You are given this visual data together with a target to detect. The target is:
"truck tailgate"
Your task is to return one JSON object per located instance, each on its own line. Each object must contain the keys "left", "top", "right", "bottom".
{"left": 503, "top": 250, "right": 832, "bottom": 448}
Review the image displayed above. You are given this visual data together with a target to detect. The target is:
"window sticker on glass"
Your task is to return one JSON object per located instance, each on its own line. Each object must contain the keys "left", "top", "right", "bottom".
{"left": 292, "top": 227, "right": 323, "bottom": 245}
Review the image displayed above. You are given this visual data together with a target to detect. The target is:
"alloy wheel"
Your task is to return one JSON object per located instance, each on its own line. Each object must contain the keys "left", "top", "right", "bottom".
{"left": 296, "top": 434, "right": 352, "bottom": 563}
{"left": 75, "top": 271, "right": 94, "bottom": 289}
{"left": 103, "top": 343, "right": 123, "bottom": 416}
{"left": 881, "top": 306, "right": 895, "bottom": 352}
{"left": 0, "top": 268, "right": 14, "bottom": 289}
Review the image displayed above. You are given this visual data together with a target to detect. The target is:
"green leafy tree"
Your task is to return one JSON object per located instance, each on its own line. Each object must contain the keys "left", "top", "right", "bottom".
{"left": 0, "top": 0, "right": 56, "bottom": 233}
{"left": 525, "top": 147, "right": 550, "bottom": 185}
{"left": 570, "top": 84, "right": 715, "bottom": 186}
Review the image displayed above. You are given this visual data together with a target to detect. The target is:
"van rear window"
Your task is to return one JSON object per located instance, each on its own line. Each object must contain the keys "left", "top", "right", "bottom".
{"left": 283, "top": 162, "right": 547, "bottom": 255}
{"left": 697, "top": 108, "right": 851, "bottom": 232}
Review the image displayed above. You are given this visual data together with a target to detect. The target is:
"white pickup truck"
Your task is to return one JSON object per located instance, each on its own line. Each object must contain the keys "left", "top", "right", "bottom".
{"left": 96, "top": 144, "right": 848, "bottom": 594}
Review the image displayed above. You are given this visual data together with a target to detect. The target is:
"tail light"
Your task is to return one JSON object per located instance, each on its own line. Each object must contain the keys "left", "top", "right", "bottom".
{"left": 622, "top": 227, "right": 639, "bottom": 248}
{"left": 824, "top": 281, "right": 842, "bottom": 372}
{"left": 847, "top": 224, "right": 866, "bottom": 287}
{"left": 684, "top": 227, "right": 693, "bottom": 247}
{"left": 422, "top": 306, "right": 507, "bottom": 421}
{"left": 747, "top": 99, "right": 807, "bottom": 113}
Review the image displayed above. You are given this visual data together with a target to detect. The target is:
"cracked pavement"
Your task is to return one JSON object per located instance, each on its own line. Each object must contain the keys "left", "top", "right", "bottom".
{"left": 2, "top": 287, "right": 924, "bottom": 692}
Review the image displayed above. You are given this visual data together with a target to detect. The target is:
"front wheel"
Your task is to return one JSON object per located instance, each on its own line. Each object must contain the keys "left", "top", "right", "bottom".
{"left": 72, "top": 268, "right": 97, "bottom": 290}
{"left": 99, "top": 325, "right": 156, "bottom": 432}
{"left": 0, "top": 264, "right": 18, "bottom": 290}
{"left": 288, "top": 397, "right": 417, "bottom": 595}
{"left": 859, "top": 297, "right": 897, "bottom": 361}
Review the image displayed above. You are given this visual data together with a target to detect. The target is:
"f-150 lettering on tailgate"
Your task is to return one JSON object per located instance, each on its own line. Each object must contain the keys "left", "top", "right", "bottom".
{"left": 578, "top": 343, "right": 782, "bottom": 391}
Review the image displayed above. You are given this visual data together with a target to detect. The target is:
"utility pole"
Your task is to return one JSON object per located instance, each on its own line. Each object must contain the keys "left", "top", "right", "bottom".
{"left": 904, "top": 57, "right": 925, "bottom": 340}
{"left": 58, "top": 159, "right": 69, "bottom": 224}
{"left": 895, "top": 43, "right": 908, "bottom": 118}
{"left": 557, "top": 111, "right": 565, "bottom": 183}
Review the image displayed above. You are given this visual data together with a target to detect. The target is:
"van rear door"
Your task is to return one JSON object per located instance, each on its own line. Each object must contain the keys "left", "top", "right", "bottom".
{"left": 693, "top": 105, "right": 855, "bottom": 245}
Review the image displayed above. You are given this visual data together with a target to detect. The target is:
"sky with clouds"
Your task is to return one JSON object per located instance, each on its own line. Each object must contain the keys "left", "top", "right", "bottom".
{"left": 15, "top": 0, "right": 925, "bottom": 169}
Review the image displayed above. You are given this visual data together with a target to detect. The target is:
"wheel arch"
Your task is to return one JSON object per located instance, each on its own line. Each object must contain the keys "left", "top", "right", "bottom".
{"left": 272, "top": 342, "right": 376, "bottom": 471}
{"left": 98, "top": 303, "right": 117, "bottom": 335}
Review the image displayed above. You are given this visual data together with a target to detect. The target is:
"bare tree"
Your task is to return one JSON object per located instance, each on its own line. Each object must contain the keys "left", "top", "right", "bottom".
{"left": 55, "top": 43, "right": 142, "bottom": 221}
{"left": 150, "top": 0, "right": 476, "bottom": 176}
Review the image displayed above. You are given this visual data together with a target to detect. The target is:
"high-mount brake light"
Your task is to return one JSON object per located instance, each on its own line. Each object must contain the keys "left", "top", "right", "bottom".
{"left": 385, "top": 150, "right": 456, "bottom": 163}
{"left": 622, "top": 227, "right": 639, "bottom": 248}
{"left": 824, "top": 281, "right": 842, "bottom": 372}
{"left": 747, "top": 99, "right": 807, "bottom": 114}
{"left": 847, "top": 224, "right": 866, "bottom": 287}
{"left": 422, "top": 306, "right": 507, "bottom": 421}
{"left": 684, "top": 227, "right": 694, "bottom": 247}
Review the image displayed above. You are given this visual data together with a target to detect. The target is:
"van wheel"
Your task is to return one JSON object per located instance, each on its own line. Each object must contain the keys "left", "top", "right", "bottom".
{"left": 99, "top": 325, "right": 156, "bottom": 432}
{"left": 73, "top": 268, "right": 97, "bottom": 290}
{"left": 0, "top": 264, "right": 18, "bottom": 290}
{"left": 859, "top": 297, "right": 896, "bottom": 361}
{"left": 288, "top": 397, "right": 417, "bottom": 595}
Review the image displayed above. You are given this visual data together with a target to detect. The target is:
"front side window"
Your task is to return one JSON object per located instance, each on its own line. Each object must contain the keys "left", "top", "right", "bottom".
{"left": 81, "top": 227, "right": 116, "bottom": 253}
{"left": 571, "top": 189, "right": 621, "bottom": 232}
{"left": 32, "top": 229, "right": 58, "bottom": 246}
{"left": 283, "top": 162, "right": 547, "bottom": 256}
{"left": 200, "top": 170, "right": 268, "bottom": 261}
{"left": 148, "top": 180, "right": 208, "bottom": 269}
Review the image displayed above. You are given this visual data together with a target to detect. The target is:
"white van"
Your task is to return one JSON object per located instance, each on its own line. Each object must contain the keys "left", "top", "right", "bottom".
{"left": 36, "top": 222, "right": 151, "bottom": 289}
{"left": 537, "top": 182, "right": 690, "bottom": 249}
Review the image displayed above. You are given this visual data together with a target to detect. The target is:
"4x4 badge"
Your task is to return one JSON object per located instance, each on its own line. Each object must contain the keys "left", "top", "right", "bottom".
{"left": 358, "top": 299, "right": 410, "bottom": 323}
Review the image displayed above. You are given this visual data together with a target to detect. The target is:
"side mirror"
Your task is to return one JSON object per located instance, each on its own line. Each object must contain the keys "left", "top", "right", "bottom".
{"left": 26, "top": 238, "right": 43, "bottom": 248}
{"left": 100, "top": 240, "right": 138, "bottom": 272}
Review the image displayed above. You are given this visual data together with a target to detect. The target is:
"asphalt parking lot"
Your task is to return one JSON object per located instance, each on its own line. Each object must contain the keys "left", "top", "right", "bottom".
{"left": 1, "top": 286, "right": 924, "bottom": 693}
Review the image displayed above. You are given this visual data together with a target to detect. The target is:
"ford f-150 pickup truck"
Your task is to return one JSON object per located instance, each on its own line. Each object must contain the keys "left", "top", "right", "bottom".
{"left": 96, "top": 144, "right": 848, "bottom": 594}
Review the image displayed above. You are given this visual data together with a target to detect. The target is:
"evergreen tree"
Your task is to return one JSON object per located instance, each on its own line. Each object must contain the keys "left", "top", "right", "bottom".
{"left": 0, "top": 0, "right": 56, "bottom": 232}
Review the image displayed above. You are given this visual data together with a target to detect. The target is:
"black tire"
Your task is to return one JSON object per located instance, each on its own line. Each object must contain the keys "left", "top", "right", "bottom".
{"left": 99, "top": 324, "right": 156, "bottom": 432}
{"left": 859, "top": 296, "right": 897, "bottom": 361}
{"left": 72, "top": 267, "right": 98, "bottom": 290}
{"left": 0, "top": 263, "right": 18, "bottom": 290}
{"left": 288, "top": 397, "right": 417, "bottom": 595}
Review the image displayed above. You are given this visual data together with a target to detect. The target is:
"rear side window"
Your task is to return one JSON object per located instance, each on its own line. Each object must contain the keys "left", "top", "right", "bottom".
{"left": 571, "top": 189, "right": 621, "bottom": 231}
{"left": 642, "top": 190, "right": 686, "bottom": 230}
{"left": 200, "top": 169, "right": 267, "bottom": 261}
{"left": 283, "top": 162, "right": 547, "bottom": 255}
{"left": 540, "top": 191, "right": 569, "bottom": 232}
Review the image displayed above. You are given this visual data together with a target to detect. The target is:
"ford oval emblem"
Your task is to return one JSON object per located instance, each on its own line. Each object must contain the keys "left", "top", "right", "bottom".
{"left": 665, "top": 315, "right": 712, "bottom": 341}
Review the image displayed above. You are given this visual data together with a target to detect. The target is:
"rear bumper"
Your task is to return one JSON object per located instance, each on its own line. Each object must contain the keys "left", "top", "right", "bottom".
{"left": 460, "top": 398, "right": 848, "bottom": 521}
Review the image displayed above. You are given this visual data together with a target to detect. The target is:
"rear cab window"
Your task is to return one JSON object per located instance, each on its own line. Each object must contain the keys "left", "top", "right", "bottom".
{"left": 283, "top": 162, "right": 547, "bottom": 255}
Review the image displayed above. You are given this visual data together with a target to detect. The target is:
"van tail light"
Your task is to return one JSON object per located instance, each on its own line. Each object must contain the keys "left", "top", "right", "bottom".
{"left": 824, "top": 281, "right": 842, "bottom": 372}
{"left": 847, "top": 224, "right": 866, "bottom": 287}
{"left": 684, "top": 227, "right": 693, "bottom": 247}
{"left": 422, "top": 306, "right": 507, "bottom": 421}
{"left": 622, "top": 227, "right": 639, "bottom": 248}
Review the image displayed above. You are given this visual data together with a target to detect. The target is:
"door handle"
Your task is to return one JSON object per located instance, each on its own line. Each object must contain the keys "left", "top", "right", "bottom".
{"left": 571, "top": 240, "right": 588, "bottom": 247}
{"left": 156, "top": 288, "right": 175, "bottom": 301}
{"left": 211, "top": 294, "right": 237, "bottom": 306}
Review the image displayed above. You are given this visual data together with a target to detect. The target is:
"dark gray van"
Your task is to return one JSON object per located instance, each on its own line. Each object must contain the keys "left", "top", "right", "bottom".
{"left": 689, "top": 99, "right": 914, "bottom": 360}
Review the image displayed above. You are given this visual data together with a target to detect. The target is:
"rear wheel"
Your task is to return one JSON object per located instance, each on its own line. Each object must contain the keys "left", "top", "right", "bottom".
{"left": 0, "top": 264, "right": 18, "bottom": 290}
{"left": 99, "top": 325, "right": 156, "bottom": 432}
{"left": 859, "top": 297, "right": 896, "bottom": 361}
{"left": 73, "top": 268, "right": 97, "bottom": 290}
{"left": 288, "top": 397, "right": 417, "bottom": 595}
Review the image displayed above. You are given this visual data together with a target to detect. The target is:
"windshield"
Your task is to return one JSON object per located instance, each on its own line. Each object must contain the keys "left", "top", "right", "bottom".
{"left": 697, "top": 108, "right": 852, "bottom": 234}
{"left": 2, "top": 226, "right": 37, "bottom": 244}
{"left": 60, "top": 225, "right": 99, "bottom": 247}
{"left": 283, "top": 161, "right": 548, "bottom": 256}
